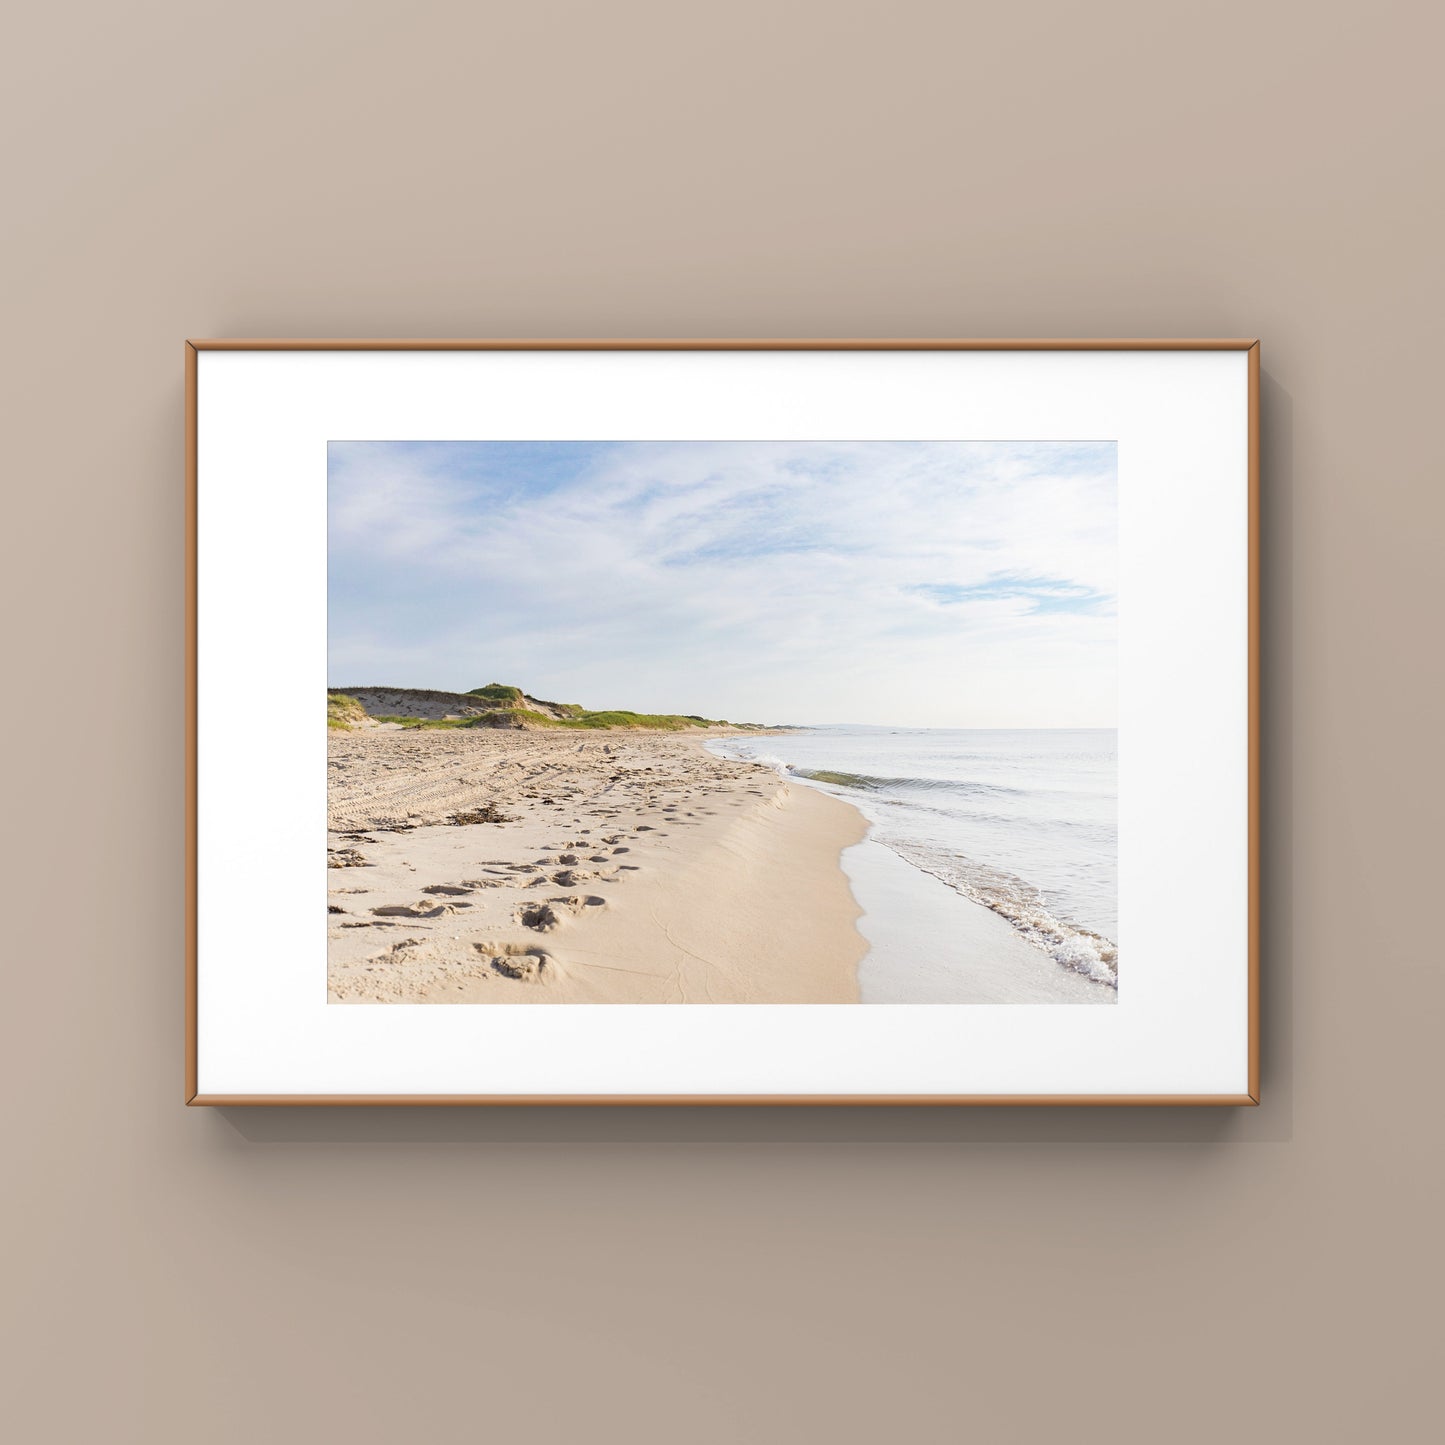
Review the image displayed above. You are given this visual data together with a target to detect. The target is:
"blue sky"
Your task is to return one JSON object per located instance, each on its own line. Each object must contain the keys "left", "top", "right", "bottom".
{"left": 328, "top": 440, "right": 1116, "bottom": 727}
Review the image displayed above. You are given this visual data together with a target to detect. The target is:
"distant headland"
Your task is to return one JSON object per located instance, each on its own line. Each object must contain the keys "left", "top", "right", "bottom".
{"left": 327, "top": 683, "right": 780, "bottom": 733}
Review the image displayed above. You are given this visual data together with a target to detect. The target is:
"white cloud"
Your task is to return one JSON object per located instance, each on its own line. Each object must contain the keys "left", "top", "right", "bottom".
{"left": 328, "top": 440, "right": 1116, "bottom": 727}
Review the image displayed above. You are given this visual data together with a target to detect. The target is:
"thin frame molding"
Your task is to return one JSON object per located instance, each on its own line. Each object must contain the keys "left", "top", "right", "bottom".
{"left": 185, "top": 337, "right": 1261, "bottom": 1108}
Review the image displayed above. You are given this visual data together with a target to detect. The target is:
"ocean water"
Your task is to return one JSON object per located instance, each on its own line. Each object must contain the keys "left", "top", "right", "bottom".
{"left": 707, "top": 727, "right": 1118, "bottom": 989}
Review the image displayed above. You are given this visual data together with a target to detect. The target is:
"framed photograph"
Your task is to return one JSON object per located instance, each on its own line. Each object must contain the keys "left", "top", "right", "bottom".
{"left": 187, "top": 339, "right": 1258, "bottom": 1105}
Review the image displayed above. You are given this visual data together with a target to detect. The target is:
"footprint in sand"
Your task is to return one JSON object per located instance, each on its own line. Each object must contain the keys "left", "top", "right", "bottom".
{"left": 551, "top": 868, "right": 594, "bottom": 887}
{"left": 515, "top": 902, "right": 564, "bottom": 931}
{"left": 473, "top": 941, "right": 551, "bottom": 980}
{"left": 371, "top": 900, "right": 470, "bottom": 919}
{"left": 515, "top": 895, "right": 607, "bottom": 932}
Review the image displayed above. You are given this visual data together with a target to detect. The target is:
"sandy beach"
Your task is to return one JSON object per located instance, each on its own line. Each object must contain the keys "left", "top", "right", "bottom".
{"left": 328, "top": 729, "right": 868, "bottom": 1003}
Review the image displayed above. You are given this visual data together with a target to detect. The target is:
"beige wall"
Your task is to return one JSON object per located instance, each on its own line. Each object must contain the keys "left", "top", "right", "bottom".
{"left": 6, "top": 2, "right": 1440, "bottom": 1440}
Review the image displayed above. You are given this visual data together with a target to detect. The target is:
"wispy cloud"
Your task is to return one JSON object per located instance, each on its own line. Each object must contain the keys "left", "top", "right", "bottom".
{"left": 908, "top": 575, "right": 1114, "bottom": 616}
{"left": 328, "top": 440, "right": 1116, "bottom": 727}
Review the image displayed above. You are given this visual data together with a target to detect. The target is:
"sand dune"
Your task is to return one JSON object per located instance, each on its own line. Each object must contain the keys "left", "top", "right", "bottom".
{"left": 333, "top": 684, "right": 574, "bottom": 724}
{"left": 328, "top": 730, "right": 867, "bottom": 1003}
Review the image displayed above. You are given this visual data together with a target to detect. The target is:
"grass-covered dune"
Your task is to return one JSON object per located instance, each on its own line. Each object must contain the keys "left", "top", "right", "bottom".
{"left": 327, "top": 693, "right": 367, "bottom": 730}
{"left": 328, "top": 683, "right": 762, "bottom": 733}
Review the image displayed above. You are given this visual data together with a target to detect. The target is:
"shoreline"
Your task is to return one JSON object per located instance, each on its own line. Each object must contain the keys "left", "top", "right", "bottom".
{"left": 328, "top": 726, "right": 1115, "bottom": 1006}
{"left": 328, "top": 729, "right": 867, "bottom": 1002}
{"left": 704, "top": 735, "right": 1119, "bottom": 1005}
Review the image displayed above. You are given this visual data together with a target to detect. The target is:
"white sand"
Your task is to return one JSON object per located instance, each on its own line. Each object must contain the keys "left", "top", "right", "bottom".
{"left": 328, "top": 729, "right": 867, "bottom": 1003}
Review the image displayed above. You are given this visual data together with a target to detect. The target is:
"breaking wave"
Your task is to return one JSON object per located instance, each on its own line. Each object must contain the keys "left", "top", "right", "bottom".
{"left": 791, "top": 767, "right": 1024, "bottom": 798}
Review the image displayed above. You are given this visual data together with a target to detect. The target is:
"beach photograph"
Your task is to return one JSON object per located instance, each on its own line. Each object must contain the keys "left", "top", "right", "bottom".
{"left": 327, "top": 439, "right": 1117, "bottom": 1005}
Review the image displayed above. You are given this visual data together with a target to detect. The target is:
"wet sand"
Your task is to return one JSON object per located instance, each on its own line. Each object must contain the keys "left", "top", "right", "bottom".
{"left": 327, "top": 729, "right": 868, "bottom": 1003}
{"left": 845, "top": 839, "right": 1115, "bottom": 1004}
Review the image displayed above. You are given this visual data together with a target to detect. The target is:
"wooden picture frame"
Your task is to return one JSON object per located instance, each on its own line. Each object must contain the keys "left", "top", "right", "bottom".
{"left": 187, "top": 338, "right": 1259, "bottom": 1106}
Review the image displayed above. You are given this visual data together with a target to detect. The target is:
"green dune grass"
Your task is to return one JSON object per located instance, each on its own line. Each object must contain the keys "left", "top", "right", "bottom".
{"left": 326, "top": 692, "right": 366, "bottom": 730}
